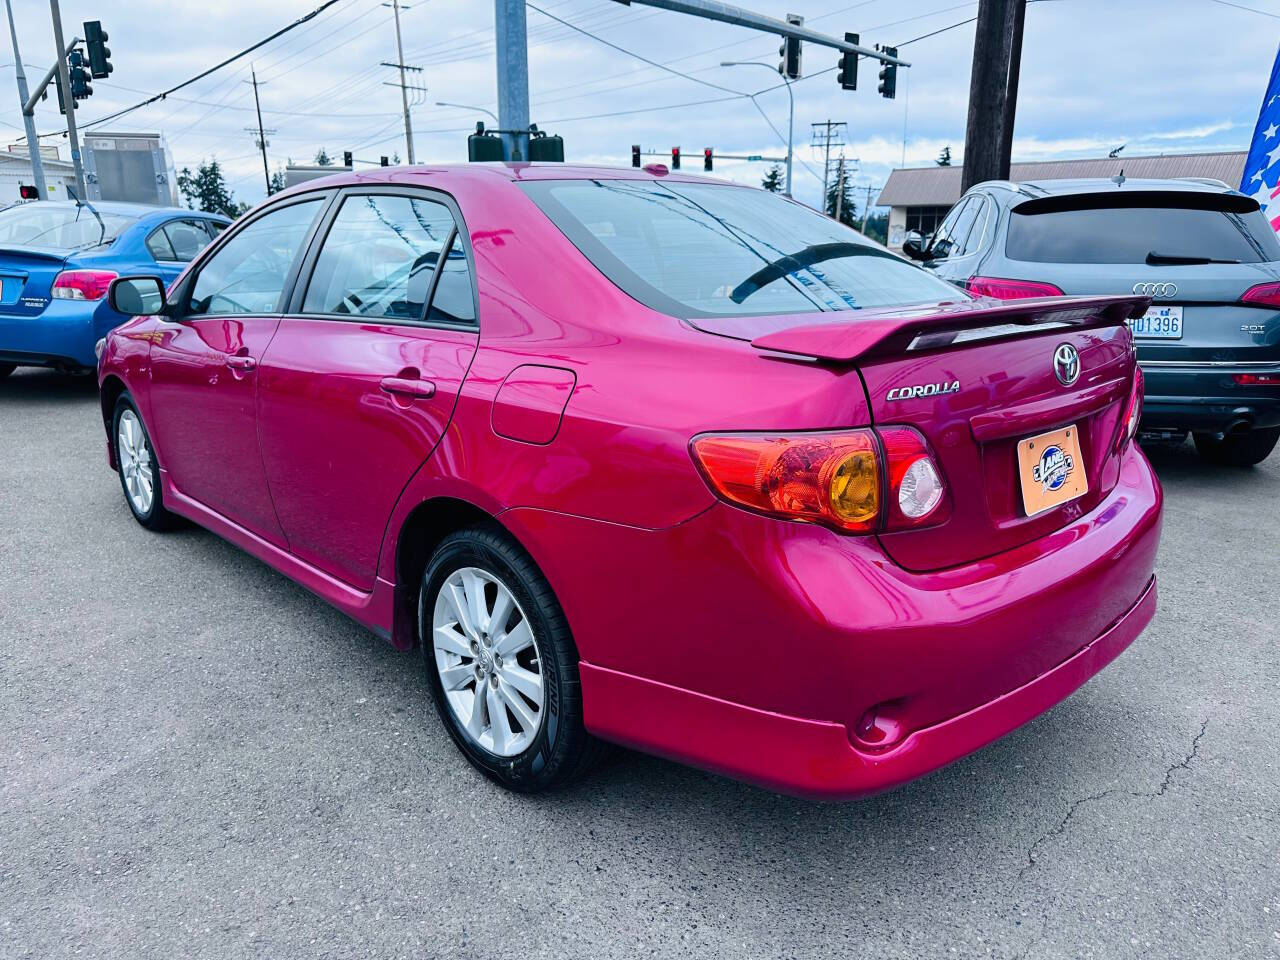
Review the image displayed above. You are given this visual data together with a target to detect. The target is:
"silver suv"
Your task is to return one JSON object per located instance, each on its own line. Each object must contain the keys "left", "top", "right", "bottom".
{"left": 903, "top": 177, "right": 1280, "bottom": 466}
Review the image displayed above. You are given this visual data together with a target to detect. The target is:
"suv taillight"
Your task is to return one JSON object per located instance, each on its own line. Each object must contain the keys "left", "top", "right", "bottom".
{"left": 1240, "top": 282, "right": 1280, "bottom": 309}
{"left": 51, "top": 269, "right": 117, "bottom": 301}
{"left": 966, "top": 276, "right": 1064, "bottom": 300}
{"left": 691, "top": 427, "right": 948, "bottom": 535}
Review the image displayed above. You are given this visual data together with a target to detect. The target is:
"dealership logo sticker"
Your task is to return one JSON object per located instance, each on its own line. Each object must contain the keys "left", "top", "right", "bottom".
{"left": 886, "top": 380, "right": 960, "bottom": 401}
{"left": 1032, "top": 444, "right": 1075, "bottom": 492}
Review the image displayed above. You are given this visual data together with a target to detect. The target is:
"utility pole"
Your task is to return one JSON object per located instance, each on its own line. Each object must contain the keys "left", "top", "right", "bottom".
{"left": 811, "top": 120, "right": 845, "bottom": 207}
{"left": 834, "top": 157, "right": 846, "bottom": 222}
{"left": 999, "top": 0, "right": 1026, "bottom": 175}
{"left": 48, "top": 0, "right": 85, "bottom": 201}
{"left": 860, "top": 184, "right": 875, "bottom": 234}
{"left": 384, "top": 0, "right": 415, "bottom": 164}
{"left": 246, "top": 66, "right": 273, "bottom": 195}
{"left": 494, "top": 0, "right": 530, "bottom": 160}
{"left": 961, "top": 0, "right": 1023, "bottom": 191}
{"left": 5, "top": 0, "right": 46, "bottom": 199}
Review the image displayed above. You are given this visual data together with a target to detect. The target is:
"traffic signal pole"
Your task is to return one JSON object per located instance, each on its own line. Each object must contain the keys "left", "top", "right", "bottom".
{"left": 494, "top": 0, "right": 530, "bottom": 161}
{"left": 48, "top": 0, "right": 86, "bottom": 201}
{"left": 4, "top": 0, "right": 47, "bottom": 200}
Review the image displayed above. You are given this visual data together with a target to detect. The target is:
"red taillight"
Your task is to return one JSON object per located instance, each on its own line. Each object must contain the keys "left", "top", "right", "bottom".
{"left": 691, "top": 427, "right": 948, "bottom": 534}
{"left": 965, "top": 276, "right": 1064, "bottom": 300}
{"left": 1116, "top": 366, "right": 1145, "bottom": 452}
{"left": 1240, "top": 282, "right": 1280, "bottom": 309}
{"left": 51, "top": 269, "right": 117, "bottom": 301}
{"left": 1233, "top": 372, "right": 1280, "bottom": 386}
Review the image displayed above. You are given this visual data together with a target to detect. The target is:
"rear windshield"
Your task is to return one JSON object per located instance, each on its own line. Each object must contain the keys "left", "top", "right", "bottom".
{"left": 0, "top": 203, "right": 134, "bottom": 251}
{"left": 521, "top": 179, "right": 961, "bottom": 318}
{"left": 1006, "top": 192, "right": 1280, "bottom": 264}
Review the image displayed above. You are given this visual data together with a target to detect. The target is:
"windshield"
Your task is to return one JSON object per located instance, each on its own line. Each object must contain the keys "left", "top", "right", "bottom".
{"left": 0, "top": 203, "right": 135, "bottom": 251}
{"left": 1006, "top": 192, "right": 1280, "bottom": 265}
{"left": 521, "top": 179, "right": 963, "bottom": 318}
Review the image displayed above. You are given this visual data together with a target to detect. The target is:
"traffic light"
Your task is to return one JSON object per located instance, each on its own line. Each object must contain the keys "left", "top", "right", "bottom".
{"left": 68, "top": 50, "right": 92, "bottom": 101}
{"left": 18, "top": 185, "right": 38, "bottom": 200}
{"left": 380, "top": 156, "right": 389, "bottom": 167}
{"left": 343, "top": 150, "right": 353, "bottom": 167}
{"left": 671, "top": 146, "right": 680, "bottom": 170}
{"left": 837, "top": 32, "right": 858, "bottom": 91}
{"left": 777, "top": 13, "right": 803, "bottom": 79}
{"left": 877, "top": 45, "right": 898, "bottom": 99}
{"left": 83, "top": 20, "right": 112, "bottom": 79}
{"left": 631, "top": 144, "right": 641, "bottom": 168}
{"left": 703, "top": 148, "right": 712, "bottom": 172}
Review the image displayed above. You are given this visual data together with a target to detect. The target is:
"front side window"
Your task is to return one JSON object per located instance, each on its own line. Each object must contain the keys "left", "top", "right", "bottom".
{"left": 186, "top": 198, "right": 323, "bottom": 316}
{"left": 303, "top": 194, "right": 458, "bottom": 321}
{"left": 522, "top": 179, "right": 960, "bottom": 318}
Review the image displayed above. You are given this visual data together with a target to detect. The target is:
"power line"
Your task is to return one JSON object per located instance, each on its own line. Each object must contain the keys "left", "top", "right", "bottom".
{"left": 1205, "top": 0, "right": 1280, "bottom": 17}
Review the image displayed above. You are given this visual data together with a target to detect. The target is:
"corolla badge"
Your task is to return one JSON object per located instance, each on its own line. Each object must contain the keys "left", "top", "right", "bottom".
{"left": 1032, "top": 444, "right": 1075, "bottom": 492}
{"left": 885, "top": 380, "right": 961, "bottom": 401}
{"left": 1053, "top": 343, "right": 1080, "bottom": 386}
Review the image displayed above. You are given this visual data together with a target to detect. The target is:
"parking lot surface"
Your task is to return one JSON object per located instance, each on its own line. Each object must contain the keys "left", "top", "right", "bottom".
{"left": 1, "top": 368, "right": 1276, "bottom": 960}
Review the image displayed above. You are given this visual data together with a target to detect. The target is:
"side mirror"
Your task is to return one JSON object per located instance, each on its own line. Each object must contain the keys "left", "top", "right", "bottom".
{"left": 108, "top": 276, "right": 167, "bottom": 317}
{"left": 901, "top": 230, "right": 929, "bottom": 261}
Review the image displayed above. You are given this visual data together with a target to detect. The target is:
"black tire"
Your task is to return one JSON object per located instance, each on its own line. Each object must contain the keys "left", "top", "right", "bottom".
{"left": 419, "top": 523, "right": 607, "bottom": 792}
{"left": 112, "top": 394, "right": 180, "bottom": 531}
{"left": 1192, "top": 426, "right": 1280, "bottom": 467}
{"left": 0, "top": 362, "right": 15, "bottom": 378}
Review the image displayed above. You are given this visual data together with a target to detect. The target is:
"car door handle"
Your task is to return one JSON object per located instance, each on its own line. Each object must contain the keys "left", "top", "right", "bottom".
{"left": 380, "top": 376, "right": 436, "bottom": 399}
{"left": 225, "top": 355, "right": 257, "bottom": 372}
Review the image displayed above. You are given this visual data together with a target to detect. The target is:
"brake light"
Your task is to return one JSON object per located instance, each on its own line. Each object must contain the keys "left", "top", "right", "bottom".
{"left": 1116, "top": 366, "right": 1145, "bottom": 452}
{"left": 1240, "top": 282, "right": 1280, "bottom": 308}
{"left": 691, "top": 427, "right": 948, "bottom": 534}
{"left": 51, "top": 269, "right": 117, "bottom": 301}
{"left": 1233, "top": 372, "right": 1280, "bottom": 386}
{"left": 965, "top": 276, "right": 1064, "bottom": 300}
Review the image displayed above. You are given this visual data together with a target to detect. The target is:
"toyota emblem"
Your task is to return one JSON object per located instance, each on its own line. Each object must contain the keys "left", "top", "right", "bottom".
{"left": 1053, "top": 343, "right": 1081, "bottom": 386}
{"left": 1132, "top": 281, "right": 1178, "bottom": 298}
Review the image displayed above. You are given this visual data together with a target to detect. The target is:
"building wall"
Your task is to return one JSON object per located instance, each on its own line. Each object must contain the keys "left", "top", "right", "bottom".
{"left": 0, "top": 165, "right": 77, "bottom": 203}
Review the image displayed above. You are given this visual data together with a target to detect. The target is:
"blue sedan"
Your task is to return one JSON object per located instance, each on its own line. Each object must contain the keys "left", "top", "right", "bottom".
{"left": 0, "top": 200, "right": 229, "bottom": 375}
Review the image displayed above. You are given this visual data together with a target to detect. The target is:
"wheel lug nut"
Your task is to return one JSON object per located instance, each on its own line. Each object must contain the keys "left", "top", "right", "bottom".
{"left": 470, "top": 641, "right": 479, "bottom": 654}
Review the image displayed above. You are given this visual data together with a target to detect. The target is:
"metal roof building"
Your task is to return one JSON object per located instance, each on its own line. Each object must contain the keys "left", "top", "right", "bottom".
{"left": 877, "top": 150, "right": 1247, "bottom": 249}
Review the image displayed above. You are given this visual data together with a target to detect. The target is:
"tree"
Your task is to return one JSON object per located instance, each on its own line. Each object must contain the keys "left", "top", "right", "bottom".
{"left": 824, "top": 159, "right": 857, "bottom": 228}
{"left": 936, "top": 145, "right": 952, "bottom": 167}
{"left": 314, "top": 147, "right": 333, "bottom": 166}
{"left": 176, "top": 159, "right": 241, "bottom": 218}
{"left": 268, "top": 165, "right": 287, "bottom": 196}
{"left": 761, "top": 164, "right": 783, "bottom": 193}
{"left": 862, "top": 212, "right": 889, "bottom": 245}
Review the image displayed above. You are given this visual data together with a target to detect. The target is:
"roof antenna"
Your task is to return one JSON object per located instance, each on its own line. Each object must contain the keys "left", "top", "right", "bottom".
{"left": 1111, "top": 168, "right": 1126, "bottom": 188}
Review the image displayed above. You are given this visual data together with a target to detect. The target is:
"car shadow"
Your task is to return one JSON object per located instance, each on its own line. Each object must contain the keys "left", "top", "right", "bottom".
{"left": 1141, "top": 437, "right": 1279, "bottom": 488}
{"left": 0, "top": 367, "right": 98, "bottom": 403}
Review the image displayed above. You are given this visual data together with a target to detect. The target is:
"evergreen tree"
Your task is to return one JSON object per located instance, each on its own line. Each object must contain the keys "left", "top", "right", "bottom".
{"left": 176, "top": 159, "right": 241, "bottom": 218}
{"left": 936, "top": 145, "right": 952, "bottom": 166}
{"left": 761, "top": 164, "right": 783, "bottom": 193}
{"left": 268, "top": 165, "right": 286, "bottom": 195}
{"left": 314, "top": 147, "right": 333, "bottom": 166}
{"left": 824, "top": 159, "right": 857, "bottom": 228}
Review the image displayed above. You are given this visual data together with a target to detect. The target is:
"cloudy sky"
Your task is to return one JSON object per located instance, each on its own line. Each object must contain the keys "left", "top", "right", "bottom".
{"left": 4, "top": 0, "right": 1278, "bottom": 211}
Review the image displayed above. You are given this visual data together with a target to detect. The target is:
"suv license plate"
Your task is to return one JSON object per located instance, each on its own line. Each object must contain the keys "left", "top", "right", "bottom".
{"left": 1127, "top": 305, "right": 1183, "bottom": 339}
{"left": 1017, "top": 424, "right": 1089, "bottom": 517}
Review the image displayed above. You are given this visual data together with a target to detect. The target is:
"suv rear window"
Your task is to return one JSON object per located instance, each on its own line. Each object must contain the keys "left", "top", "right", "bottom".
{"left": 1006, "top": 191, "right": 1280, "bottom": 264}
{"left": 521, "top": 179, "right": 961, "bottom": 318}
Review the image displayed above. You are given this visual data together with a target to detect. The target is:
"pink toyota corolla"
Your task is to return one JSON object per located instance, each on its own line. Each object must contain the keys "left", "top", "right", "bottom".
{"left": 97, "top": 164, "right": 1162, "bottom": 799}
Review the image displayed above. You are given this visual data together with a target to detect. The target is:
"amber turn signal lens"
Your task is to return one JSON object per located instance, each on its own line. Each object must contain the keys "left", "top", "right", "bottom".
{"left": 691, "top": 431, "right": 880, "bottom": 533}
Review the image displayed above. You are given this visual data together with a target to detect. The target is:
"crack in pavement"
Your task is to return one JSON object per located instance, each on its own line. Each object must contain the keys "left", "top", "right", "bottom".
{"left": 1018, "top": 718, "right": 1210, "bottom": 882}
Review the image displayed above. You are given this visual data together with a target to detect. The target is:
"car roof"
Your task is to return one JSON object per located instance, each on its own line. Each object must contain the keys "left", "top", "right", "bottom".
{"left": 971, "top": 175, "right": 1241, "bottom": 203}
{"left": 10, "top": 199, "right": 225, "bottom": 220}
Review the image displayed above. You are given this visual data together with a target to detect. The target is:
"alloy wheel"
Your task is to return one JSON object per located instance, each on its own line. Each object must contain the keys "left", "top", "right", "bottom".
{"left": 431, "top": 566, "right": 545, "bottom": 758}
{"left": 117, "top": 409, "right": 154, "bottom": 516}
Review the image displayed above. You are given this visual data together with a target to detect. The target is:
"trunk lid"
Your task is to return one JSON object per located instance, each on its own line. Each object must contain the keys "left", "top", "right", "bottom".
{"left": 723, "top": 295, "right": 1147, "bottom": 572}
{"left": 0, "top": 245, "right": 70, "bottom": 318}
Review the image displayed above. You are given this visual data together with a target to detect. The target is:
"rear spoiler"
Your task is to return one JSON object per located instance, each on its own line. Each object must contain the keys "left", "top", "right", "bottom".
{"left": 749, "top": 295, "right": 1150, "bottom": 363}
{"left": 0, "top": 245, "right": 71, "bottom": 263}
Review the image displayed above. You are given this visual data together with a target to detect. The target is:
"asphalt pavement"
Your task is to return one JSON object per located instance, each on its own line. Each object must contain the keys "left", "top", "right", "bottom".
{"left": 1, "top": 367, "right": 1276, "bottom": 960}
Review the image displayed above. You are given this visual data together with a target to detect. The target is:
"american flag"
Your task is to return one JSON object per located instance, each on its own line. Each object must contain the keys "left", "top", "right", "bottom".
{"left": 1242, "top": 45, "right": 1280, "bottom": 231}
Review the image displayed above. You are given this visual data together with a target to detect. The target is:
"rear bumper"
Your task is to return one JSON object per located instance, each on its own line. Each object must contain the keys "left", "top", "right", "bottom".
{"left": 507, "top": 443, "right": 1163, "bottom": 800}
{"left": 1140, "top": 364, "right": 1280, "bottom": 432}
{"left": 583, "top": 575, "right": 1156, "bottom": 800}
{"left": 0, "top": 300, "right": 120, "bottom": 370}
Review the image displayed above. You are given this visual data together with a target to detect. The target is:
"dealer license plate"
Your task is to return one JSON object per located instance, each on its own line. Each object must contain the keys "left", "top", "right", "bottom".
{"left": 1017, "top": 424, "right": 1089, "bottom": 517}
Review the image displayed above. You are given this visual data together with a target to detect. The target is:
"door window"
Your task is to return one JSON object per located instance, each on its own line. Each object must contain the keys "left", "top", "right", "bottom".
{"left": 186, "top": 198, "right": 323, "bottom": 316}
{"left": 426, "top": 232, "right": 476, "bottom": 325}
{"left": 302, "top": 194, "right": 458, "bottom": 322}
{"left": 149, "top": 218, "right": 217, "bottom": 263}
{"left": 955, "top": 197, "right": 991, "bottom": 256}
{"left": 930, "top": 197, "right": 974, "bottom": 259}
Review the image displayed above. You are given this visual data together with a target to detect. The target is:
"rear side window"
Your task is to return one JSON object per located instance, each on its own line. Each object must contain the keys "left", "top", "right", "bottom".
{"left": 1006, "top": 192, "right": 1280, "bottom": 264}
{"left": 522, "top": 179, "right": 961, "bottom": 318}
{"left": 303, "top": 194, "right": 459, "bottom": 322}
{"left": 148, "top": 218, "right": 215, "bottom": 263}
